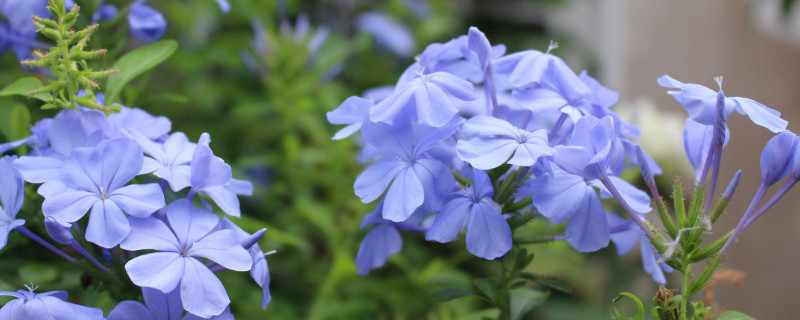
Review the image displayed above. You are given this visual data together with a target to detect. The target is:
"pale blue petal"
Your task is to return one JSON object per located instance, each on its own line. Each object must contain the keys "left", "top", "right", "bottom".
{"left": 110, "top": 183, "right": 165, "bottom": 218}
{"left": 732, "top": 97, "right": 788, "bottom": 133}
{"left": 125, "top": 252, "right": 185, "bottom": 293}
{"left": 599, "top": 176, "right": 652, "bottom": 214}
{"left": 760, "top": 131, "right": 797, "bottom": 185}
{"left": 354, "top": 157, "right": 404, "bottom": 203}
{"left": 201, "top": 185, "right": 242, "bottom": 217}
{"left": 512, "top": 87, "right": 568, "bottom": 113}
{"left": 530, "top": 170, "right": 587, "bottom": 223}
{"left": 86, "top": 199, "right": 130, "bottom": 248}
{"left": 382, "top": 167, "right": 424, "bottom": 222}
{"left": 414, "top": 82, "right": 459, "bottom": 127}
{"left": 457, "top": 137, "right": 517, "bottom": 170}
{"left": 466, "top": 200, "right": 510, "bottom": 259}
{"left": 460, "top": 115, "right": 519, "bottom": 138}
{"left": 166, "top": 199, "right": 219, "bottom": 247}
{"left": 0, "top": 157, "right": 24, "bottom": 215}
{"left": 565, "top": 193, "right": 609, "bottom": 252}
{"left": 370, "top": 85, "right": 416, "bottom": 125}
{"left": 355, "top": 224, "right": 402, "bottom": 275}
{"left": 360, "top": 120, "right": 414, "bottom": 158}
{"left": 106, "top": 301, "right": 155, "bottom": 320}
{"left": 180, "top": 258, "right": 230, "bottom": 318}
{"left": 13, "top": 156, "right": 63, "bottom": 183}
{"left": 425, "top": 197, "right": 471, "bottom": 243}
{"left": 42, "top": 189, "right": 99, "bottom": 223}
{"left": 121, "top": 216, "right": 180, "bottom": 252}
{"left": 413, "top": 158, "right": 455, "bottom": 213}
{"left": 427, "top": 72, "right": 477, "bottom": 102}
{"left": 190, "top": 230, "right": 252, "bottom": 271}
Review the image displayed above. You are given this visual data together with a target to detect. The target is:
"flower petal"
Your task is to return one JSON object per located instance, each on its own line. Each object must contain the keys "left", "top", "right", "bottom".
{"left": 125, "top": 252, "right": 185, "bottom": 293}
{"left": 466, "top": 200, "right": 511, "bottom": 259}
{"left": 180, "top": 258, "right": 230, "bottom": 318}
{"left": 190, "top": 230, "right": 252, "bottom": 271}
{"left": 110, "top": 184, "right": 165, "bottom": 218}
{"left": 355, "top": 224, "right": 402, "bottom": 276}
{"left": 425, "top": 197, "right": 471, "bottom": 243}
{"left": 85, "top": 200, "right": 131, "bottom": 248}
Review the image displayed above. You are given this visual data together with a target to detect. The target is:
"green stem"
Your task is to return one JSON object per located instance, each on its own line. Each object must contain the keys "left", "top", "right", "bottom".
{"left": 680, "top": 264, "right": 690, "bottom": 319}
{"left": 498, "top": 259, "right": 511, "bottom": 320}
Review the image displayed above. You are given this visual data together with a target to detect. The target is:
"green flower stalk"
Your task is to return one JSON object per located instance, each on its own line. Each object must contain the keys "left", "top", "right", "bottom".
{"left": 21, "top": 0, "right": 118, "bottom": 113}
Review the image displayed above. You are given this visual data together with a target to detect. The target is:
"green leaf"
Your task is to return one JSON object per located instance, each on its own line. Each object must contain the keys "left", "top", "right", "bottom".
{"left": 520, "top": 272, "right": 572, "bottom": 294}
{"left": 716, "top": 310, "right": 756, "bottom": 320}
{"left": 104, "top": 40, "right": 178, "bottom": 106}
{"left": 10, "top": 104, "right": 31, "bottom": 140}
{"left": 510, "top": 287, "right": 548, "bottom": 320}
{"left": 610, "top": 292, "right": 645, "bottom": 320}
{"left": 0, "top": 77, "right": 51, "bottom": 102}
{"left": 473, "top": 278, "right": 497, "bottom": 303}
{"left": 429, "top": 289, "right": 472, "bottom": 301}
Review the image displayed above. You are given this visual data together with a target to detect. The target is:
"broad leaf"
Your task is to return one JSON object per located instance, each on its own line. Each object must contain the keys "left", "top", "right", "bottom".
{"left": 0, "top": 77, "right": 51, "bottom": 102}
{"left": 105, "top": 40, "right": 178, "bottom": 106}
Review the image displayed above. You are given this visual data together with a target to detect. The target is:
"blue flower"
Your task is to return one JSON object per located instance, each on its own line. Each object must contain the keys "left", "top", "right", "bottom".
{"left": 128, "top": 1, "right": 167, "bottom": 42}
{"left": 121, "top": 199, "right": 252, "bottom": 318}
{"left": 426, "top": 169, "right": 511, "bottom": 259}
{"left": 0, "top": 156, "right": 24, "bottom": 250}
{"left": 0, "top": 285, "right": 104, "bottom": 320}
{"left": 354, "top": 120, "right": 459, "bottom": 221}
{"left": 41, "top": 138, "right": 165, "bottom": 248}
{"left": 658, "top": 75, "right": 787, "bottom": 133}
{"left": 137, "top": 132, "right": 195, "bottom": 192}
{"left": 456, "top": 115, "right": 553, "bottom": 170}
{"left": 188, "top": 133, "right": 252, "bottom": 217}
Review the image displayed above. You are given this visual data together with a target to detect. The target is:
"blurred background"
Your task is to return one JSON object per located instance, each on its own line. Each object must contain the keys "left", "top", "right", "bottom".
{"left": 1, "top": 0, "right": 799, "bottom": 318}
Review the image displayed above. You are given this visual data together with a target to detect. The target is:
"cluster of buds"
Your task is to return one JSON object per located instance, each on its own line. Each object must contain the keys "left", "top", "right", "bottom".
{"left": 21, "top": 0, "right": 117, "bottom": 113}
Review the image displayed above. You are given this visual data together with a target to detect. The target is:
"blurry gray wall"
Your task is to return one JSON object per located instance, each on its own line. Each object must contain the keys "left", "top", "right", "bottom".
{"left": 547, "top": 0, "right": 800, "bottom": 318}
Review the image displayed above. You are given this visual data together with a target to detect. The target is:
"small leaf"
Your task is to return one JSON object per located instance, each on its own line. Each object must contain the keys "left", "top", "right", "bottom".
{"left": 104, "top": 40, "right": 178, "bottom": 106}
{"left": 510, "top": 281, "right": 527, "bottom": 289}
{"left": 473, "top": 278, "right": 497, "bottom": 303}
{"left": 532, "top": 278, "right": 572, "bottom": 294}
{"left": 716, "top": 310, "right": 756, "bottom": 320}
{"left": 610, "top": 292, "right": 645, "bottom": 320}
{"left": 520, "top": 272, "right": 572, "bottom": 294}
{"left": 510, "top": 287, "right": 548, "bottom": 320}
{"left": 429, "top": 289, "right": 472, "bottom": 301}
{"left": 0, "top": 77, "right": 51, "bottom": 102}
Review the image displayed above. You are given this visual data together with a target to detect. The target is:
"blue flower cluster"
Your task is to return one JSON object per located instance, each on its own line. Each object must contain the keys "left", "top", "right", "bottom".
{"left": 330, "top": 27, "right": 669, "bottom": 281}
{"left": 0, "top": 100, "right": 270, "bottom": 318}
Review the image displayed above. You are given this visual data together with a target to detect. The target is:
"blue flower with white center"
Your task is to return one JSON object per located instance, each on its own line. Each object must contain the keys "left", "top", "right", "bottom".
{"left": 354, "top": 119, "right": 459, "bottom": 222}
{"left": 41, "top": 138, "right": 165, "bottom": 248}
{"left": 456, "top": 115, "right": 553, "bottom": 170}
{"left": 426, "top": 168, "right": 511, "bottom": 259}
{"left": 121, "top": 199, "right": 252, "bottom": 318}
